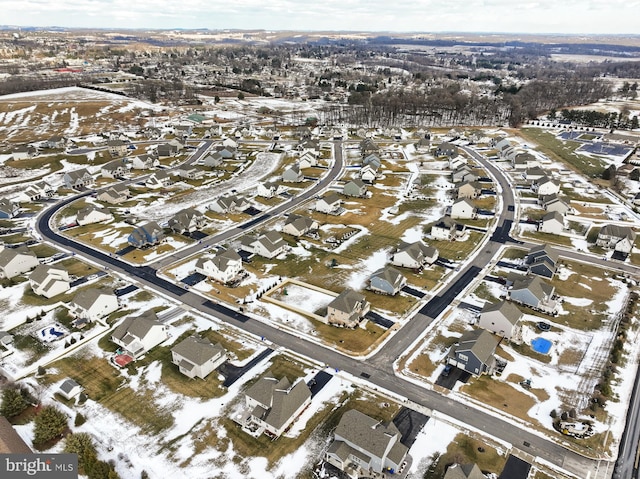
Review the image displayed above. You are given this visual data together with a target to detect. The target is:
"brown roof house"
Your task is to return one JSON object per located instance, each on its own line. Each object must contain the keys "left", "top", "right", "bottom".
{"left": 282, "top": 214, "right": 318, "bottom": 238}
{"left": 168, "top": 208, "right": 206, "bottom": 234}
{"left": 325, "top": 409, "right": 410, "bottom": 477}
{"left": 171, "top": 335, "right": 227, "bottom": 379}
{"left": 326, "top": 289, "right": 370, "bottom": 328}
{"left": 0, "top": 416, "right": 32, "bottom": 453}
{"left": 241, "top": 371, "right": 311, "bottom": 438}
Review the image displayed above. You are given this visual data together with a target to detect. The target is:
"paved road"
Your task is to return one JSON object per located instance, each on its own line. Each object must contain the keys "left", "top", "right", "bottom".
{"left": 35, "top": 141, "right": 609, "bottom": 478}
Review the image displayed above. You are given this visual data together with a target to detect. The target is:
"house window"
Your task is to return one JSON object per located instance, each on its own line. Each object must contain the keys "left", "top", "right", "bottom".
{"left": 458, "top": 353, "right": 469, "bottom": 362}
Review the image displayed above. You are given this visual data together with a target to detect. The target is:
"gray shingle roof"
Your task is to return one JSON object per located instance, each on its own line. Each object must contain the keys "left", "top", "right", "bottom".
{"left": 111, "top": 311, "right": 160, "bottom": 344}
{"left": 454, "top": 329, "right": 500, "bottom": 365}
{"left": 334, "top": 409, "right": 406, "bottom": 460}
{"left": 328, "top": 288, "right": 367, "bottom": 314}
{"left": 480, "top": 300, "right": 522, "bottom": 325}
{"left": 171, "top": 336, "right": 225, "bottom": 366}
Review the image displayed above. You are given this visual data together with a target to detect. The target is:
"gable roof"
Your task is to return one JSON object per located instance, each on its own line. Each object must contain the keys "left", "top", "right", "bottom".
{"left": 111, "top": 311, "right": 161, "bottom": 344}
{"left": 0, "top": 245, "right": 36, "bottom": 267}
{"left": 511, "top": 275, "right": 554, "bottom": 299}
{"left": 480, "top": 301, "right": 522, "bottom": 325}
{"left": 370, "top": 267, "right": 405, "bottom": 289}
{"left": 444, "top": 463, "right": 485, "bottom": 479}
{"left": 71, "top": 288, "right": 115, "bottom": 310}
{"left": 59, "top": 378, "right": 81, "bottom": 395}
{"left": 0, "top": 416, "right": 32, "bottom": 453}
{"left": 454, "top": 329, "right": 500, "bottom": 364}
{"left": 171, "top": 336, "right": 225, "bottom": 366}
{"left": 599, "top": 224, "right": 637, "bottom": 241}
{"left": 328, "top": 288, "right": 366, "bottom": 314}
{"left": 284, "top": 214, "right": 316, "bottom": 232}
{"left": 320, "top": 192, "right": 342, "bottom": 205}
{"left": 335, "top": 409, "right": 404, "bottom": 460}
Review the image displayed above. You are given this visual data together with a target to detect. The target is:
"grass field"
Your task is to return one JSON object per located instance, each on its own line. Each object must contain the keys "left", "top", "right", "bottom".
{"left": 424, "top": 433, "right": 507, "bottom": 478}
{"left": 515, "top": 128, "right": 606, "bottom": 178}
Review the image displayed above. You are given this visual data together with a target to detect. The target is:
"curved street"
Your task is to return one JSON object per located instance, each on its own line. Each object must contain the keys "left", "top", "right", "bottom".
{"left": 34, "top": 140, "right": 626, "bottom": 478}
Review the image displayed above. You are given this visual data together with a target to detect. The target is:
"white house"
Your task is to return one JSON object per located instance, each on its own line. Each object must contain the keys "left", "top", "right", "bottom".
{"left": 101, "top": 160, "right": 127, "bottom": 179}
{"left": 195, "top": 249, "right": 243, "bottom": 283}
{"left": 449, "top": 198, "right": 477, "bottom": 219}
{"left": 532, "top": 176, "right": 560, "bottom": 196}
{"left": 171, "top": 336, "right": 227, "bottom": 379}
{"left": 58, "top": 379, "right": 83, "bottom": 401}
{"left": 315, "top": 192, "right": 343, "bottom": 215}
{"left": 391, "top": 241, "right": 439, "bottom": 269}
{"left": 146, "top": 171, "right": 173, "bottom": 189}
{"left": 76, "top": 205, "right": 113, "bottom": 226}
{"left": 539, "top": 211, "right": 564, "bottom": 234}
{"left": 111, "top": 312, "right": 168, "bottom": 358}
{"left": 298, "top": 151, "right": 318, "bottom": 169}
{"left": 130, "top": 154, "right": 158, "bottom": 170}
{"left": 282, "top": 214, "right": 318, "bottom": 237}
{"left": 430, "top": 217, "right": 466, "bottom": 241}
{"left": 360, "top": 163, "right": 380, "bottom": 183}
{"left": 0, "top": 246, "right": 39, "bottom": 279}
{"left": 596, "top": 224, "right": 637, "bottom": 254}
{"left": 68, "top": 288, "right": 119, "bottom": 325}
{"left": 282, "top": 165, "right": 304, "bottom": 183}
{"left": 208, "top": 195, "right": 250, "bottom": 214}
{"left": 251, "top": 232, "right": 288, "bottom": 259}
{"left": 29, "top": 265, "right": 70, "bottom": 298}
{"left": 257, "top": 181, "right": 286, "bottom": 199}
{"left": 478, "top": 301, "right": 523, "bottom": 339}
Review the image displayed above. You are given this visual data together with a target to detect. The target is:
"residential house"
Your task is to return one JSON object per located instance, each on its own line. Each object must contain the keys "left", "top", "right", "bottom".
{"left": 243, "top": 371, "right": 311, "bottom": 438}
{"left": 111, "top": 311, "right": 168, "bottom": 359}
{"left": 130, "top": 154, "right": 158, "bottom": 170}
{"left": 513, "top": 152, "right": 539, "bottom": 170}
{"left": 524, "top": 166, "right": 546, "bottom": 181}
{"left": 315, "top": 192, "right": 343, "bottom": 215}
{"left": 98, "top": 184, "right": 130, "bottom": 204}
{"left": 128, "top": 222, "right": 165, "bottom": 248}
{"left": 43, "top": 135, "right": 67, "bottom": 149}
{"left": 174, "top": 124, "right": 193, "bottom": 138}
{"left": 508, "top": 276, "right": 557, "bottom": 313}
{"left": 448, "top": 154, "right": 467, "bottom": 170}
{"left": 0, "top": 199, "right": 20, "bottom": 219}
{"left": 368, "top": 267, "right": 407, "bottom": 295}
{"left": 532, "top": 176, "right": 560, "bottom": 196}
{"left": 282, "top": 165, "right": 304, "bottom": 183}
{"left": 360, "top": 163, "right": 380, "bottom": 183}
{"left": 326, "top": 289, "right": 370, "bottom": 328}
{"left": 11, "top": 144, "right": 37, "bottom": 160}
{"left": 214, "top": 145, "right": 237, "bottom": 159}
{"left": 146, "top": 170, "right": 173, "bottom": 189}
{"left": 391, "top": 241, "right": 439, "bottom": 270}
{"left": 168, "top": 208, "right": 206, "bottom": 234}
{"left": 540, "top": 194, "right": 571, "bottom": 215}
{"left": 58, "top": 379, "right": 83, "bottom": 401}
{"left": 0, "top": 246, "right": 39, "bottom": 279}
{"left": 251, "top": 232, "right": 288, "bottom": 259}
{"left": 457, "top": 181, "right": 481, "bottom": 199}
{"left": 257, "top": 181, "right": 286, "bottom": 199}
{"left": 282, "top": 214, "right": 318, "bottom": 238}
{"left": 450, "top": 198, "right": 477, "bottom": 219}
{"left": 101, "top": 160, "right": 127, "bottom": 178}
{"left": 208, "top": 195, "right": 250, "bottom": 214}
{"left": 69, "top": 288, "right": 119, "bottom": 324}
{"left": 107, "top": 139, "right": 128, "bottom": 158}
{"left": 201, "top": 152, "right": 224, "bottom": 168}
{"left": 436, "top": 142, "right": 459, "bottom": 157}
{"left": 525, "top": 244, "right": 559, "bottom": 279}
{"left": 29, "top": 265, "right": 70, "bottom": 298}
{"left": 171, "top": 336, "right": 227, "bottom": 379}
{"left": 430, "top": 216, "right": 466, "bottom": 241}
{"left": 325, "top": 409, "right": 409, "bottom": 477}
{"left": 176, "top": 166, "right": 205, "bottom": 180}
{"left": 63, "top": 169, "right": 93, "bottom": 190}
{"left": 478, "top": 301, "right": 523, "bottom": 339}
{"left": 76, "top": 205, "right": 113, "bottom": 226}
{"left": 195, "top": 249, "right": 243, "bottom": 283}
{"left": 298, "top": 151, "right": 318, "bottom": 169}
{"left": 447, "top": 329, "right": 500, "bottom": 377}
{"left": 362, "top": 153, "right": 382, "bottom": 169}
{"left": 0, "top": 416, "right": 32, "bottom": 453}
{"left": 343, "top": 179, "right": 368, "bottom": 198}
{"left": 596, "top": 224, "right": 637, "bottom": 254}
{"left": 17, "top": 181, "right": 54, "bottom": 202}
{"left": 451, "top": 165, "right": 478, "bottom": 183}
{"left": 443, "top": 463, "right": 485, "bottom": 479}
{"left": 416, "top": 136, "right": 431, "bottom": 151}
{"left": 156, "top": 143, "right": 179, "bottom": 158}
{"left": 539, "top": 211, "right": 564, "bottom": 235}
{"left": 360, "top": 138, "right": 379, "bottom": 157}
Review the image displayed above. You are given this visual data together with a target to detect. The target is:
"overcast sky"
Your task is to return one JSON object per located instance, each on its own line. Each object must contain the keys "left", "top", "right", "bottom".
{"left": 2, "top": 0, "right": 639, "bottom": 34}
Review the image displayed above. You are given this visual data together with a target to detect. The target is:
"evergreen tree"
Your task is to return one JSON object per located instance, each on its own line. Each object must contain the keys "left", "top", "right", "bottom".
{"left": 33, "top": 406, "right": 68, "bottom": 445}
{"left": 0, "top": 388, "right": 28, "bottom": 418}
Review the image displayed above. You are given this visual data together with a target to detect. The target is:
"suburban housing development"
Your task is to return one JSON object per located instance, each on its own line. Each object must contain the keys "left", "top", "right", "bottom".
{"left": 0, "top": 26, "right": 639, "bottom": 479}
